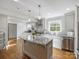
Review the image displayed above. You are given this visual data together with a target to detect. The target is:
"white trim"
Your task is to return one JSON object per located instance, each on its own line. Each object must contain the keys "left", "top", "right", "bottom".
{"left": 74, "top": 50, "right": 77, "bottom": 58}
{"left": 48, "top": 20, "right": 62, "bottom": 33}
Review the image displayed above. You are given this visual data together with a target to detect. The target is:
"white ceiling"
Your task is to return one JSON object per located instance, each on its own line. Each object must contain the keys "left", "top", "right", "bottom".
{"left": 0, "top": 0, "right": 79, "bottom": 19}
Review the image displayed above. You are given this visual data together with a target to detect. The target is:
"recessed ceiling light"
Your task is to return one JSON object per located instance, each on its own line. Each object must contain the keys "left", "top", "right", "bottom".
{"left": 14, "top": 0, "right": 19, "bottom": 2}
{"left": 66, "top": 8, "right": 70, "bottom": 11}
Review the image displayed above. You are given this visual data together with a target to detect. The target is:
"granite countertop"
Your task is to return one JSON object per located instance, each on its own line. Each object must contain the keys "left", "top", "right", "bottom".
{"left": 20, "top": 33, "right": 53, "bottom": 46}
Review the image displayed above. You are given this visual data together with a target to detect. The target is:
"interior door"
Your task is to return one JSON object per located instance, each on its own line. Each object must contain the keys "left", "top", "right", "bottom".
{"left": 8, "top": 23, "right": 17, "bottom": 39}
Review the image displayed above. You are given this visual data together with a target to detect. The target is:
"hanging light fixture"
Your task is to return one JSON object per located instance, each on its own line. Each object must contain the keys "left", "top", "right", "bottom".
{"left": 28, "top": 10, "right": 31, "bottom": 22}
{"left": 38, "top": 5, "right": 42, "bottom": 20}
{"left": 27, "top": 10, "right": 37, "bottom": 23}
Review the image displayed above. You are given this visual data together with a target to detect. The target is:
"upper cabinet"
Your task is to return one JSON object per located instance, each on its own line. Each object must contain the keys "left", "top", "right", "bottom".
{"left": 65, "top": 11, "right": 75, "bottom": 32}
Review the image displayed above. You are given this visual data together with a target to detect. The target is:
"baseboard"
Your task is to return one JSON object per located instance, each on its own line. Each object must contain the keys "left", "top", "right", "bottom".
{"left": 9, "top": 37, "right": 17, "bottom": 40}
{"left": 62, "top": 49, "right": 74, "bottom": 52}
{"left": 53, "top": 47, "right": 62, "bottom": 50}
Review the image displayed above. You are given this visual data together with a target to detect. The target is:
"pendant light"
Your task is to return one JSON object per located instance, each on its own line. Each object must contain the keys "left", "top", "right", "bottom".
{"left": 27, "top": 10, "right": 37, "bottom": 23}
{"left": 38, "top": 5, "right": 42, "bottom": 20}
{"left": 28, "top": 10, "right": 31, "bottom": 22}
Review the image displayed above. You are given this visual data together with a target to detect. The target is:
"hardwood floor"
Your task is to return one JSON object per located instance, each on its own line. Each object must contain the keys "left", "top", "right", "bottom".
{"left": 0, "top": 39, "right": 76, "bottom": 59}
{"left": 0, "top": 39, "right": 17, "bottom": 59}
{"left": 53, "top": 48, "right": 76, "bottom": 59}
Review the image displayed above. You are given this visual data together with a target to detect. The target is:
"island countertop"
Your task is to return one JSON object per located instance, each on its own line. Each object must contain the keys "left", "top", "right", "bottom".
{"left": 20, "top": 33, "right": 53, "bottom": 46}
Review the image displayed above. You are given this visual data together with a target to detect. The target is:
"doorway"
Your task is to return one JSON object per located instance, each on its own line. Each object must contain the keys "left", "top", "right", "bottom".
{"left": 8, "top": 23, "right": 17, "bottom": 48}
{"left": 8, "top": 23, "right": 17, "bottom": 40}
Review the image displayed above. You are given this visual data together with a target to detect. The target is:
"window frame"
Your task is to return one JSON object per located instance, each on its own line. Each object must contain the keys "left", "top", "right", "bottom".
{"left": 48, "top": 21, "right": 62, "bottom": 33}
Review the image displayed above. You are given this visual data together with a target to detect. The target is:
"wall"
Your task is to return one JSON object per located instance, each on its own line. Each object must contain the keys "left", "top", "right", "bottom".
{"left": 8, "top": 16, "right": 26, "bottom": 39}
{"left": 0, "top": 14, "right": 8, "bottom": 46}
{"left": 45, "top": 16, "right": 65, "bottom": 35}
{"left": 46, "top": 11, "right": 75, "bottom": 34}
{"left": 17, "top": 23, "right": 26, "bottom": 39}
{"left": 45, "top": 16, "right": 65, "bottom": 49}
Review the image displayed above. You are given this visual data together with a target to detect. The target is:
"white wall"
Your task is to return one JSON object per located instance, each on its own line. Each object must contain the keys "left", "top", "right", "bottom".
{"left": 0, "top": 14, "right": 8, "bottom": 46}
{"left": 17, "top": 23, "right": 26, "bottom": 39}
{"left": 45, "top": 16, "right": 65, "bottom": 35}
{"left": 46, "top": 11, "right": 75, "bottom": 34}
{"left": 45, "top": 16, "right": 65, "bottom": 49}
{"left": 8, "top": 16, "right": 26, "bottom": 39}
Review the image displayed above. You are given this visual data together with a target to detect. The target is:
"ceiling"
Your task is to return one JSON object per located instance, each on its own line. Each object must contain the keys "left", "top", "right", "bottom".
{"left": 0, "top": 0, "right": 79, "bottom": 19}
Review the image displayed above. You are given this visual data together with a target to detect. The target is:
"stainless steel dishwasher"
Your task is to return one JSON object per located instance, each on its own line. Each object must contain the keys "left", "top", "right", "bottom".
{"left": 62, "top": 36, "right": 74, "bottom": 52}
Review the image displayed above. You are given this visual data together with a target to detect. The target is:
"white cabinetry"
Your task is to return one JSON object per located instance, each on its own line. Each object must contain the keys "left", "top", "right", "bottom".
{"left": 53, "top": 36, "right": 62, "bottom": 49}
{"left": 0, "top": 31, "right": 5, "bottom": 50}
{"left": 65, "top": 11, "right": 75, "bottom": 32}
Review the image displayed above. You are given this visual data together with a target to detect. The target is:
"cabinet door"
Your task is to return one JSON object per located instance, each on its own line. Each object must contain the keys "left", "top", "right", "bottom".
{"left": 65, "top": 12, "right": 75, "bottom": 32}
{"left": 63, "top": 39, "right": 68, "bottom": 49}
{"left": 69, "top": 39, "right": 74, "bottom": 51}
{"left": 62, "top": 39, "right": 69, "bottom": 50}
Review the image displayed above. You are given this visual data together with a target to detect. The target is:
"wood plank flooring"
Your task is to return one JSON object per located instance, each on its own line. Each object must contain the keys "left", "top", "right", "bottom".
{"left": 53, "top": 48, "right": 76, "bottom": 59}
{"left": 0, "top": 39, "right": 76, "bottom": 59}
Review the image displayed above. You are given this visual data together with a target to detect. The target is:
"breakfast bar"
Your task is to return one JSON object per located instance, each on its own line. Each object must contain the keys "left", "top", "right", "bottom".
{"left": 19, "top": 33, "right": 53, "bottom": 59}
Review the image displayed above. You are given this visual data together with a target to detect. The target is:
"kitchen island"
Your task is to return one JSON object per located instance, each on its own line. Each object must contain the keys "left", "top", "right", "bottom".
{"left": 19, "top": 33, "right": 53, "bottom": 59}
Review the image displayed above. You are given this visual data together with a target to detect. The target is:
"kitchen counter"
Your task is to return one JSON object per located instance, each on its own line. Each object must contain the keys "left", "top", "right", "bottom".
{"left": 61, "top": 35, "right": 74, "bottom": 40}
{"left": 19, "top": 32, "right": 53, "bottom": 59}
{"left": 20, "top": 33, "right": 53, "bottom": 46}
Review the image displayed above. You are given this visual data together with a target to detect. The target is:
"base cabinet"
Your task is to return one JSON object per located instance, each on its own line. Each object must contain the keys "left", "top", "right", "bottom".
{"left": 23, "top": 40, "right": 52, "bottom": 59}
{"left": 62, "top": 37, "right": 74, "bottom": 51}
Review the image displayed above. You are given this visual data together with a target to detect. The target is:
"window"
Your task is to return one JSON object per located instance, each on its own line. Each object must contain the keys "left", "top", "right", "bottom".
{"left": 48, "top": 21, "right": 62, "bottom": 32}
{"left": 50, "top": 23, "right": 60, "bottom": 31}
